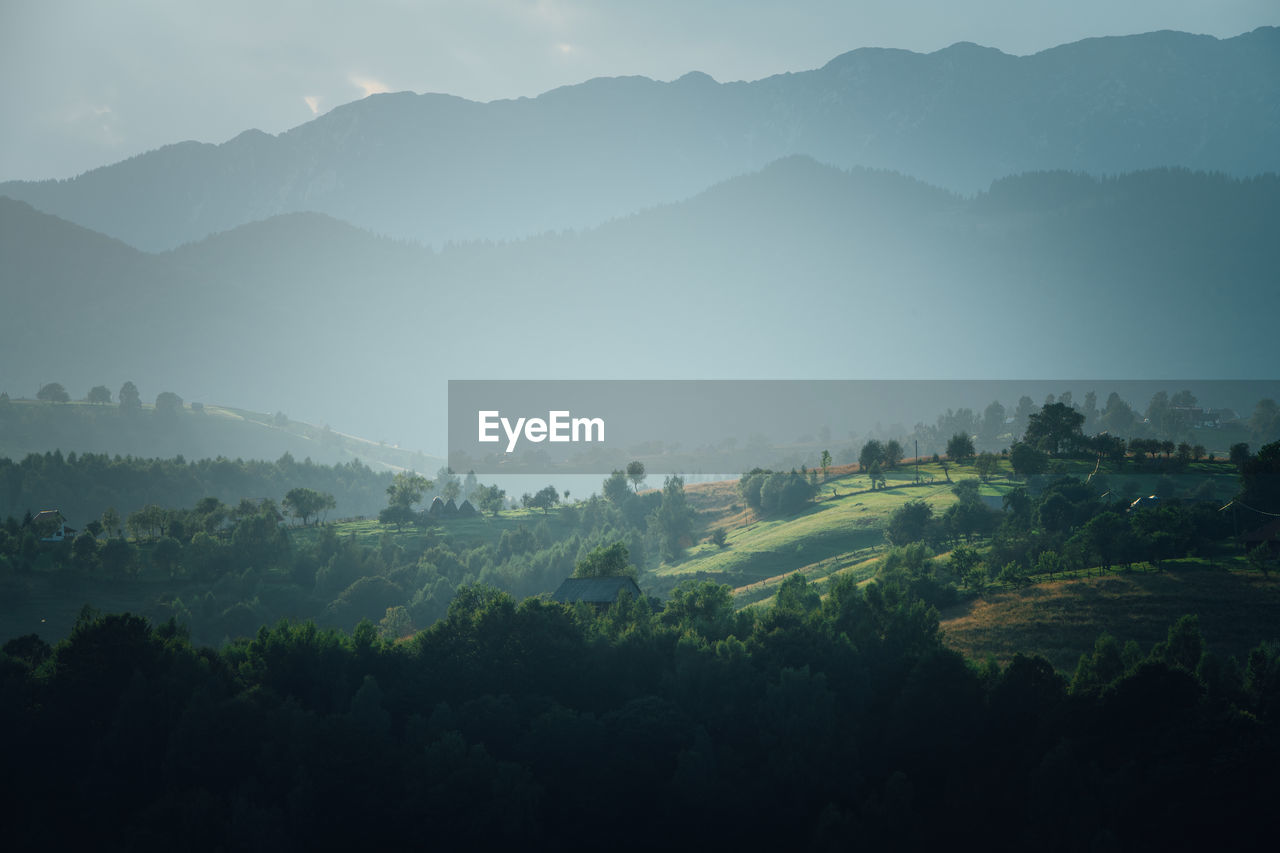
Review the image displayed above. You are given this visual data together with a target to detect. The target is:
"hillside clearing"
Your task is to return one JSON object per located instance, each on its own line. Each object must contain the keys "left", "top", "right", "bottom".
{"left": 939, "top": 563, "right": 1280, "bottom": 672}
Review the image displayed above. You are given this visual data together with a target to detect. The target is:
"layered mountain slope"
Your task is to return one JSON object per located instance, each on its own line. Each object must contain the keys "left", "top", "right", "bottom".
{"left": 4, "top": 160, "right": 1277, "bottom": 448}
{"left": 2, "top": 28, "right": 1277, "bottom": 251}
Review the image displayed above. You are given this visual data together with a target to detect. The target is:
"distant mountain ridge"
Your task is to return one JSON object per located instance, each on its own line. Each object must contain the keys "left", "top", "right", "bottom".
{"left": 2, "top": 27, "right": 1277, "bottom": 251}
{"left": 3, "top": 159, "right": 1277, "bottom": 448}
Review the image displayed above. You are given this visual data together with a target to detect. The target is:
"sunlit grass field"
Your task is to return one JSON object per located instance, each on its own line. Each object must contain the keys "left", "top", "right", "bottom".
{"left": 665, "top": 454, "right": 1243, "bottom": 618}
{"left": 665, "top": 459, "right": 1017, "bottom": 589}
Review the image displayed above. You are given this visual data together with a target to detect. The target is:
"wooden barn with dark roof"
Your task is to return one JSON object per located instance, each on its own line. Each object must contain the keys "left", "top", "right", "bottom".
{"left": 552, "top": 576, "right": 643, "bottom": 606}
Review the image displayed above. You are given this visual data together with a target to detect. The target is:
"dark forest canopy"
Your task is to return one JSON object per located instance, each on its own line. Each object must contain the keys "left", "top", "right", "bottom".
{"left": 3, "top": 583, "right": 1280, "bottom": 850}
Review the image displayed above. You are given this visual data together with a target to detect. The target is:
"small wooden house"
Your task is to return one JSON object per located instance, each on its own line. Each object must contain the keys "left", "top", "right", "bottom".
{"left": 552, "top": 576, "right": 643, "bottom": 606}
{"left": 32, "top": 509, "right": 74, "bottom": 542}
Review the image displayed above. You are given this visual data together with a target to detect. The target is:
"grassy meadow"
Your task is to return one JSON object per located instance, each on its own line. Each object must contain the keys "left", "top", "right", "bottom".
{"left": 657, "top": 454, "right": 1264, "bottom": 665}
{"left": 663, "top": 458, "right": 1019, "bottom": 599}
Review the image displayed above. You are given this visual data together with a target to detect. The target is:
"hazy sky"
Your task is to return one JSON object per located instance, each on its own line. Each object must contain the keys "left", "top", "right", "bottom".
{"left": 1, "top": 0, "right": 1274, "bottom": 182}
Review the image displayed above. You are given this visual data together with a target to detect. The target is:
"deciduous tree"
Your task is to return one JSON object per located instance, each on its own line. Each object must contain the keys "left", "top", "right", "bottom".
{"left": 573, "top": 541, "right": 634, "bottom": 579}
{"left": 652, "top": 475, "right": 693, "bottom": 560}
{"left": 378, "top": 504, "right": 416, "bottom": 531}
{"left": 119, "top": 381, "right": 141, "bottom": 410}
{"left": 981, "top": 400, "right": 1007, "bottom": 446}
{"left": 974, "top": 452, "right": 1000, "bottom": 481}
{"left": 72, "top": 531, "right": 100, "bottom": 570}
{"left": 603, "top": 470, "right": 631, "bottom": 504}
{"left": 154, "top": 391, "right": 183, "bottom": 416}
{"left": 859, "top": 439, "right": 884, "bottom": 473}
{"left": 886, "top": 500, "right": 933, "bottom": 546}
{"left": 529, "top": 484, "right": 560, "bottom": 515}
{"left": 1230, "top": 442, "right": 1251, "bottom": 472}
{"left": 884, "top": 440, "right": 904, "bottom": 470}
{"left": 1024, "top": 402, "right": 1084, "bottom": 456}
{"left": 151, "top": 536, "right": 183, "bottom": 577}
{"left": 283, "top": 487, "right": 336, "bottom": 526}
{"left": 386, "top": 471, "right": 430, "bottom": 509}
{"left": 946, "top": 432, "right": 976, "bottom": 463}
{"left": 101, "top": 507, "right": 122, "bottom": 537}
{"left": 626, "top": 460, "right": 647, "bottom": 493}
{"left": 37, "top": 382, "right": 70, "bottom": 402}
{"left": 1100, "top": 392, "right": 1136, "bottom": 435}
{"left": 473, "top": 484, "right": 506, "bottom": 517}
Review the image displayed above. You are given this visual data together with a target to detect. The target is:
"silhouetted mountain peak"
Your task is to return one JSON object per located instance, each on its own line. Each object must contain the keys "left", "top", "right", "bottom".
{"left": 674, "top": 70, "right": 718, "bottom": 86}
{"left": 538, "top": 73, "right": 669, "bottom": 102}
{"left": 227, "top": 128, "right": 274, "bottom": 144}
{"left": 937, "top": 40, "right": 1007, "bottom": 56}
{"left": 819, "top": 45, "right": 918, "bottom": 73}
{"left": 3, "top": 28, "right": 1276, "bottom": 252}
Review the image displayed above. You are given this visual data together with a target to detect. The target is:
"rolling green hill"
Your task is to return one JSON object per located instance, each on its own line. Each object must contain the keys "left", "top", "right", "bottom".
{"left": 662, "top": 460, "right": 1015, "bottom": 597}
{"left": 658, "top": 455, "right": 1258, "bottom": 664}
{"left": 1, "top": 442, "right": 1262, "bottom": 661}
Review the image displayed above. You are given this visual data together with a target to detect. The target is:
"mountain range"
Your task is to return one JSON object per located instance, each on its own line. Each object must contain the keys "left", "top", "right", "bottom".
{"left": 4, "top": 157, "right": 1277, "bottom": 450}
{"left": 2, "top": 27, "right": 1277, "bottom": 252}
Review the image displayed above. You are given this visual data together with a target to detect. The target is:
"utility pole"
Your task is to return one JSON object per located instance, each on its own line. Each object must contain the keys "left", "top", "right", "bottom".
{"left": 915, "top": 439, "right": 919, "bottom": 484}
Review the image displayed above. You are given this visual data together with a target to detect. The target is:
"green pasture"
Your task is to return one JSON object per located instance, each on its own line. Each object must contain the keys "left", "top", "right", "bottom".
{"left": 661, "top": 462, "right": 977, "bottom": 585}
